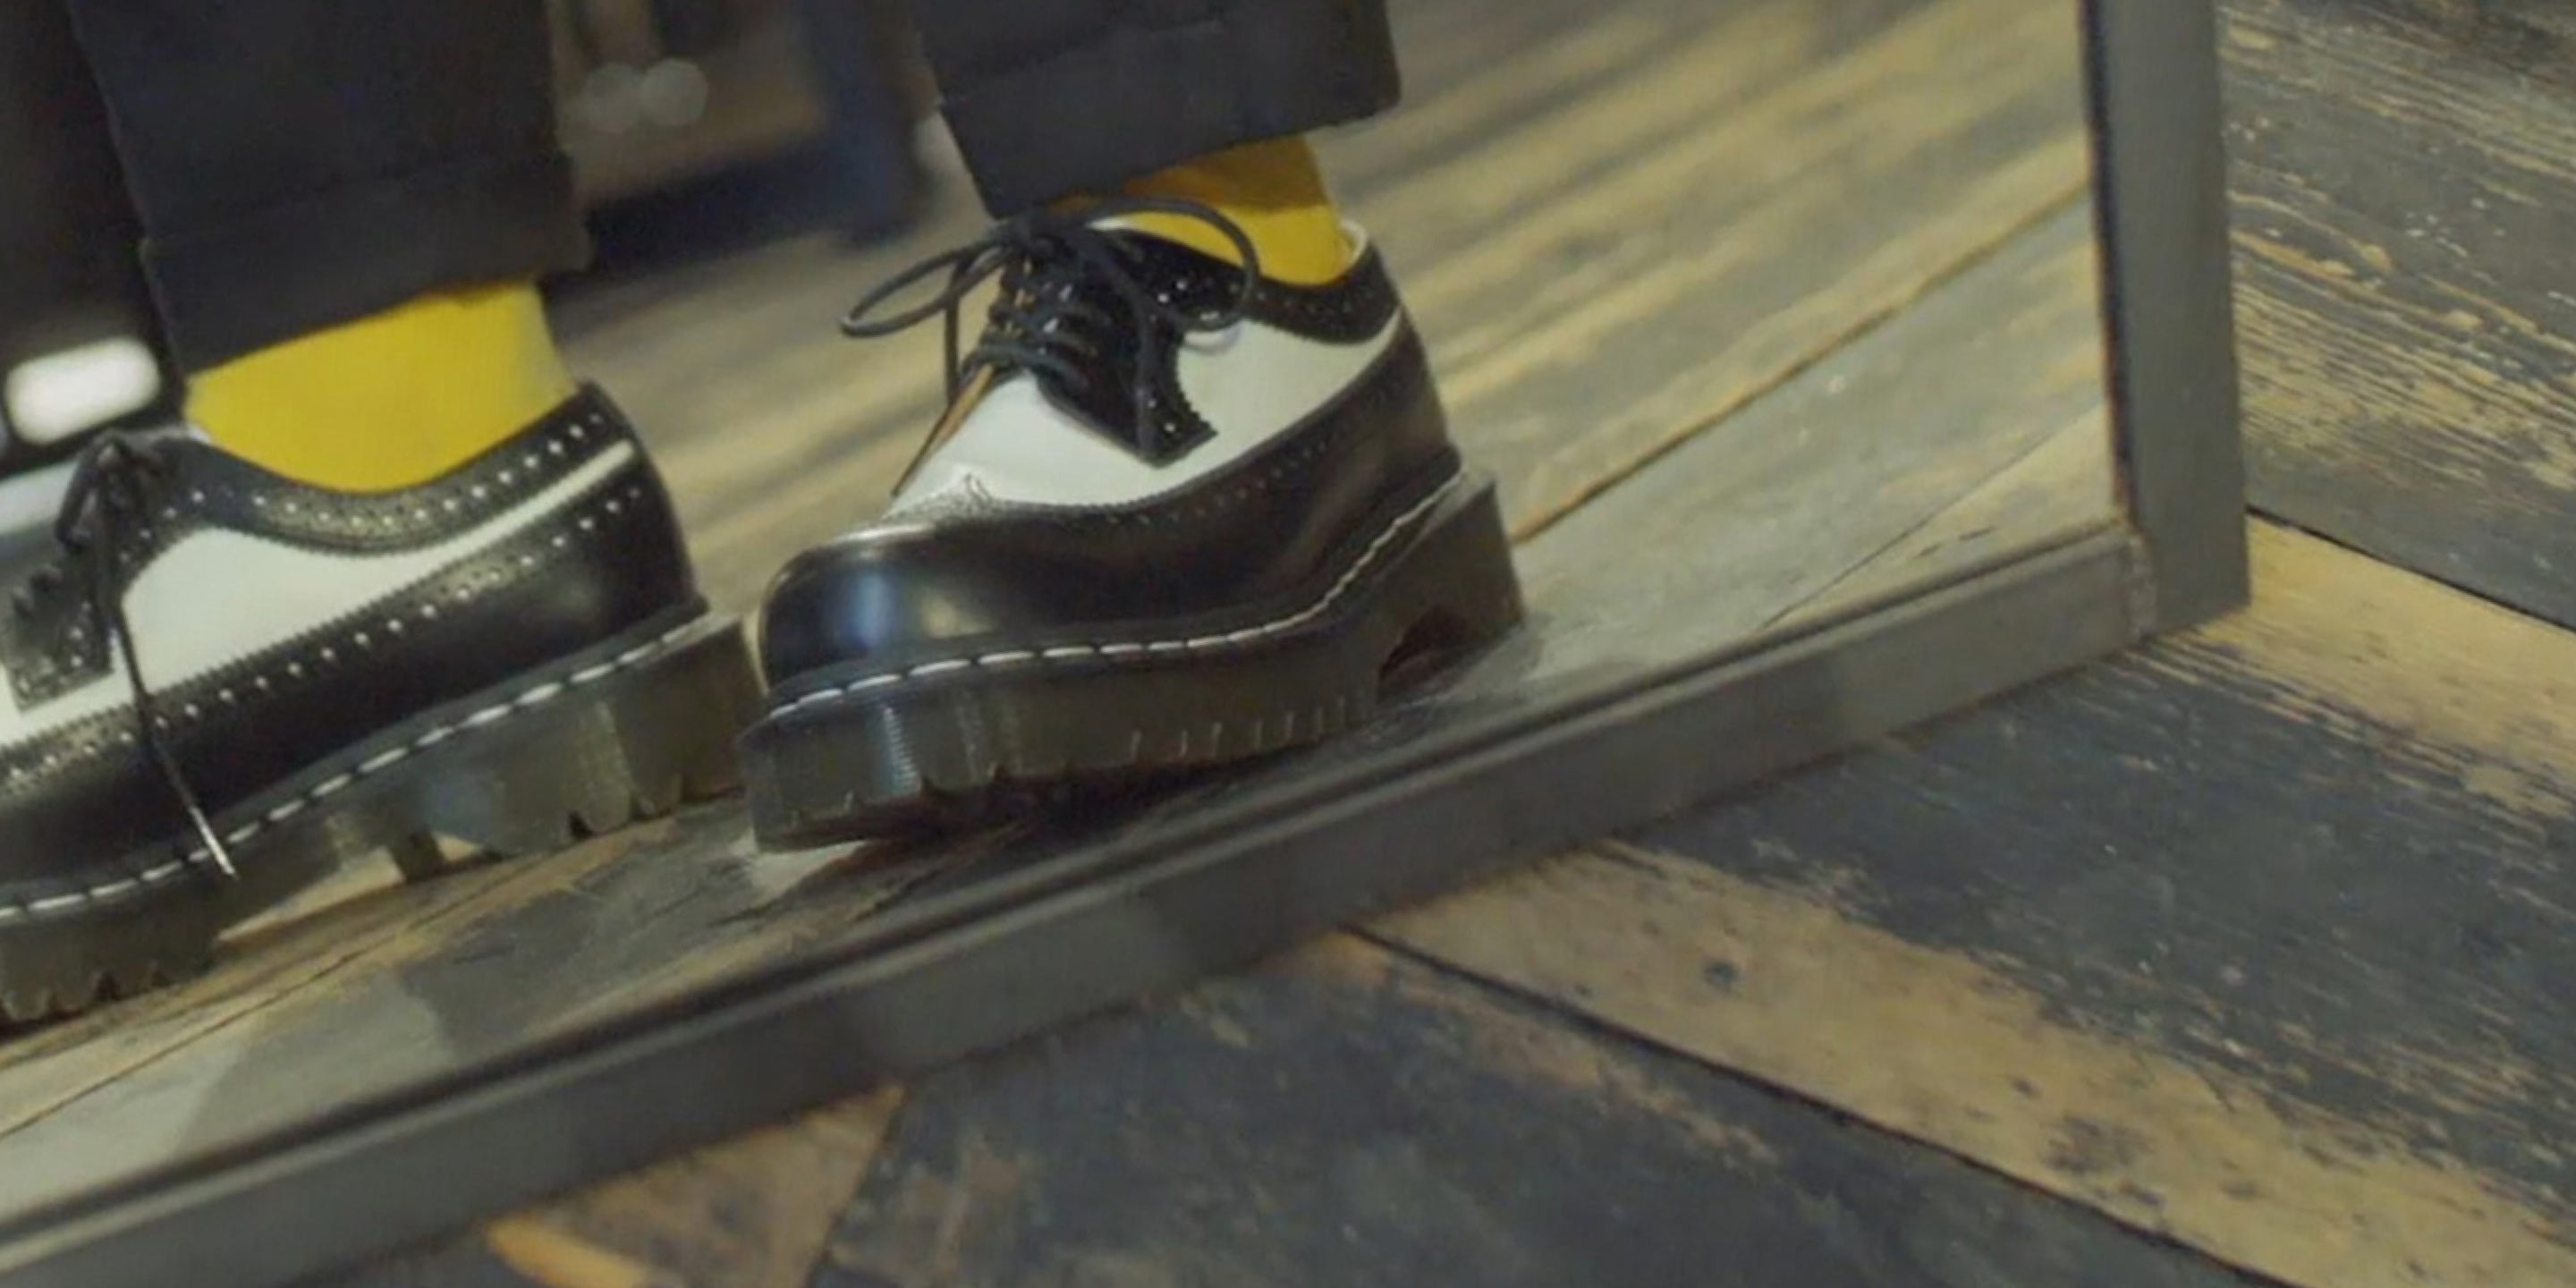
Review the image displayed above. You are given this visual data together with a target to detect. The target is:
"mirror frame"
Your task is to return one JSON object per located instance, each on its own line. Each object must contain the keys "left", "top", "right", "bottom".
{"left": 0, "top": 2, "right": 2248, "bottom": 1284}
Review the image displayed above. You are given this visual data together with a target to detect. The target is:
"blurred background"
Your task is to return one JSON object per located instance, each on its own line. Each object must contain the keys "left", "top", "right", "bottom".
{"left": 0, "top": 0, "right": 930, "bottom": 498}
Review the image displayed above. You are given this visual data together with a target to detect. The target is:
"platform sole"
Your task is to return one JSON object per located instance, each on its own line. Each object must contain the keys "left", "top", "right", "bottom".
{"left": 741, "top": 475, "right": 1527, "bottom": 848}
{"left": 0, "top": 613, "right": 761, "bottom": 1025}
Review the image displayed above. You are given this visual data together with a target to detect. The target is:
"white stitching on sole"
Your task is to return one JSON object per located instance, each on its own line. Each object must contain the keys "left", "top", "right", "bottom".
{"left": 771, "top": 475, "right": 1466, "bottom": 718}
{"left": 0, "top": 620, "right": 701, "bottom": 923}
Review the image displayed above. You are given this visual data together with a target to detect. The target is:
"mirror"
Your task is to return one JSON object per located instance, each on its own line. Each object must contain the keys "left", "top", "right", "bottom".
{"left": 0, "top": 0, "right": 2211, "bottom": 1279}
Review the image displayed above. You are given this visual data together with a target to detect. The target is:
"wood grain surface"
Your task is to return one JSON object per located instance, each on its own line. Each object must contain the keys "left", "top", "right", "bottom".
{"left": 1510, "top": 203, "right": 2112, "bottom": 655}
{"left": 482, "top": 1093, "right": 903, "bottom": 1288}
{"left": 1801, "top": 406, "right": 2113, "bottom": 617}
{"left": 2224, "top": 0, "right": 2576, "bottom": 625}
{"left": 353, "top": 939, "right": 2263, "bottom": 1288}
{"left": 1386, "top": 520, "right": 2576, "bottom": 1288}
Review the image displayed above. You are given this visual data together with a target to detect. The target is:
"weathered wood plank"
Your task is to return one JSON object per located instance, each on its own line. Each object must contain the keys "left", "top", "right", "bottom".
{"left": 0, "top": 838, "right": 671, "bottom": 1177}
{"left": 781, "top": 938, "right": 2262, "bottom": 1288}
{"left": 2224, "top": 0, "right": 2576, "bottom": 624}
{"left": 1379, "top": 521, "right": 2576, "bottom": 1288}
{"left": 0, "top": 807, "right": 934, "bottom": 1216}
{"left": 1509, "top": 203, "right": 2111, "bottom": 656}
{"left": 473, "top": 1092, "right": 901, "bottom": 1288}
{"left": 1798, "top": 406, "right": 2114, "bottom": 618}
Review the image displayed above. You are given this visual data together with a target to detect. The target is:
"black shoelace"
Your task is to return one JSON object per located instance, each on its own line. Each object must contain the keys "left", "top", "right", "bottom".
{"left": 14, "top": 431, "right": 237, "bottom": 877}
{"left": 840, "top": 197, "right": 1263, "bottom": 470}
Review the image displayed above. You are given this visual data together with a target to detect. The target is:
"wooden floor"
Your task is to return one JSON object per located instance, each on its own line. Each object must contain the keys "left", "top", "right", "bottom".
{"left": 314, "top": 0, "right": 2576, "bottom": 1282}
{"left": 0, "top": 0, "right": 2191, "bottom": 1275}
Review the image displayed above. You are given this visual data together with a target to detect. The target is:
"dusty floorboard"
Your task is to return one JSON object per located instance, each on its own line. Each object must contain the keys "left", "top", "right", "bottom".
{"left": 575, "top": 0, "right": 2090, "bottom": 602}
{"left": 1509, "top": 201, "right": 2111, "bottom": 650}
{"left": 308, "top": 6, "right": 2576, "bottom": 1286}
{"left": 1389, "top": 521, "right": 2576, "bottom": 1288}
{"left": 2224, "top": 0, "right": 2576, "bottom": 625}
{"left": 349, "top": 940, "right": 2262, "bottom": 1288}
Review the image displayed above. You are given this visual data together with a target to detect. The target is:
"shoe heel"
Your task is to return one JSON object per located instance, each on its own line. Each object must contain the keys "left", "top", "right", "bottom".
{"left": 398, "top": 621, "right": 760, "bottom": 858}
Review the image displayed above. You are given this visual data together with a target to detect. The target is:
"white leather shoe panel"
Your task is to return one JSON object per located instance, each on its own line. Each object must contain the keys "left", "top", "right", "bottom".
{"left": 890, "top": 313, "right": 1402, "bottom": 517}
{"left": 0, "top": 442, "right": 637, "bottom": 747}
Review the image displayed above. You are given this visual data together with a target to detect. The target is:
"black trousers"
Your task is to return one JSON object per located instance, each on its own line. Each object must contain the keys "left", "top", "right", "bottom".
{"left": 62, "top": 0, "right": 1402, "bottom": 372}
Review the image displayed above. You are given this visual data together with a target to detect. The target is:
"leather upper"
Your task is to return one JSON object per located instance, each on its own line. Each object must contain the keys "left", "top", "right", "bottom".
{"left": 759, "top": 239, "right": 1459, "bottom": 704}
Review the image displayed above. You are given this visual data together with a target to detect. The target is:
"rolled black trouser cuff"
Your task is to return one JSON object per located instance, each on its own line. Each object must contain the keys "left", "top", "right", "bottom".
{"left": 937, "top": 0, "right": 1402, "bottom": 215}
{"left": 145, "top": 152, "right": 590, "bottom": 372}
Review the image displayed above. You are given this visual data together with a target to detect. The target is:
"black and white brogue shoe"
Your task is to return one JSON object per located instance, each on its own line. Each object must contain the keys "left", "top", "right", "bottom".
{"left": 742, "top": 201, "right": 1526, "bottom": 845}
{"left": 0, "top": 387, "right": 758, "bottom": 1021}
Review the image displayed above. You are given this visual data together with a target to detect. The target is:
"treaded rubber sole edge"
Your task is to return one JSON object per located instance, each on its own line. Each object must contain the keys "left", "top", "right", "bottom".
{"left": 0, "top": 613, "right": 759, "bottom": 1026}
{"left": 741, "top": 476, "right": 1524, "bottom": 848}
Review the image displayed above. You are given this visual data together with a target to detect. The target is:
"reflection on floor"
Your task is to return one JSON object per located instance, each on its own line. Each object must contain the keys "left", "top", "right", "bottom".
{"left": 0, "top": 0, "right": 2164, "bottom": 1273}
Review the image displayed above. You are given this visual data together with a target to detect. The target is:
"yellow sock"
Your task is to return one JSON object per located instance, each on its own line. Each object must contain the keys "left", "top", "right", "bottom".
{"left": 188, "top": 283, "right": 576, "bottom": 493}
{"left": 1119, "top": 137, "right": 1353, "bottom": 286}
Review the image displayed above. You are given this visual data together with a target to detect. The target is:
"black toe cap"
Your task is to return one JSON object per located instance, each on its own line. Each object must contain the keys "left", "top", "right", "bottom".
{"left": 756, "top": 523, "right": 1128, "bottom": 688}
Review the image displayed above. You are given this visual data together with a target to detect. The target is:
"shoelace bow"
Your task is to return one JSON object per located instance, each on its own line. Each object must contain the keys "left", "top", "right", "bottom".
{"left": 14, "top": 431, "right": 237, "bottom": 877}
{"left": 840, "top": 197, "right": 1263, "bottom": 479}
